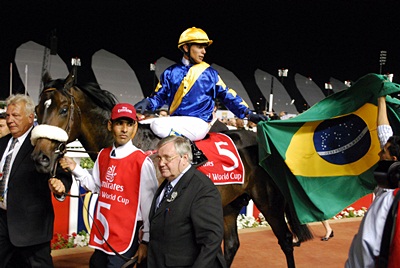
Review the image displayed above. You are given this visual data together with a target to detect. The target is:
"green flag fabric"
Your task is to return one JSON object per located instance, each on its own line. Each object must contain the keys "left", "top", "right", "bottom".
{"left": 258, "top": 73, "right": 400, "bottom": 224}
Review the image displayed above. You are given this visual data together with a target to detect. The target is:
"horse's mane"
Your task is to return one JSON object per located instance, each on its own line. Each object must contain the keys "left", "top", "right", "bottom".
{"left": 43, "top": 78, "right": 118, "bottom": 112}
{"left": 75, "top": 82, "right": 118, "bottom": 112}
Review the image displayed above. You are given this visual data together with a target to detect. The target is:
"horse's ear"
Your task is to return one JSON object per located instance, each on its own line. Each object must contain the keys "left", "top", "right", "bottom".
{"left": 42, "top": 72, "right": 52, "bottom": 85}
{"left": 64, "top": 71, "right": 75, "bottom": 90}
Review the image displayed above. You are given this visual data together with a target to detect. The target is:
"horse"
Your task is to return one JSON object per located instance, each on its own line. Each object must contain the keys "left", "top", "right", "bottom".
{"left": 31, "top": 72, "right": 313, "bottom": 267}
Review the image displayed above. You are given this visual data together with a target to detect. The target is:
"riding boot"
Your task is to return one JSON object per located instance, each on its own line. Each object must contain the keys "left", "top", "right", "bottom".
{"left": 169, "top": 131, "right": 208, "bottom": 166}
{"left": 188, "top": 139, "right": 208, "bottom": 167}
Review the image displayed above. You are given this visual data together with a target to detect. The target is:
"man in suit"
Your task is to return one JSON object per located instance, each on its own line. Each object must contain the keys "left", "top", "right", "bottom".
{"left": 0, "top": 94, "right": 72, "bottom": 267}
{"left": 148, "top": 135, "right": 226, "bottom": 268}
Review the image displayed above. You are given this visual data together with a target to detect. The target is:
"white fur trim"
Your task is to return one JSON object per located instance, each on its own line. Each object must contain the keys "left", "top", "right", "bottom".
{"left": 31, "top": 124, "right": 69, "bottom": 145}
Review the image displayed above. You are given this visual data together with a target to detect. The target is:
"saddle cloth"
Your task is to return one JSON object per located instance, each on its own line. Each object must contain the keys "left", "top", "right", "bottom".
{"left": 195, "top": 133, "right": 244, "bottom": 185}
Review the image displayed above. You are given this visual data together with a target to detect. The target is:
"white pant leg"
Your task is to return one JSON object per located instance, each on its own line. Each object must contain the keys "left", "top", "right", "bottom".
{"left": 150, "top": 116, "right": 210, "bottom": 141}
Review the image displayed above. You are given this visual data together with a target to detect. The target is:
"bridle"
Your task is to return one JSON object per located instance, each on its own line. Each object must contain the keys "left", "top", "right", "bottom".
{"left": 41, "top": 86, "right": 82, "bottom": 139}
{"left": 40, "top": 86, "right": 84, "bottom": 177}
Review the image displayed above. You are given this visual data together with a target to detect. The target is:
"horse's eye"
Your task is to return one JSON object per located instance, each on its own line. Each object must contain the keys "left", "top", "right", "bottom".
{"left": 60, "top": 107, "right": 68, "bottom": 115}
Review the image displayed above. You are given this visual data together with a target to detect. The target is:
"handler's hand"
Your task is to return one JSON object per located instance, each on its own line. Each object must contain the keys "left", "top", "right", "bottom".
{"left": 59, "top": 156, "right": 77, "bottom": 172}
{"left": 48, "top": 178, "right": 66, "bottom": 196}
{"left": 136, "top": 243, "right": 148, "bottom": 265}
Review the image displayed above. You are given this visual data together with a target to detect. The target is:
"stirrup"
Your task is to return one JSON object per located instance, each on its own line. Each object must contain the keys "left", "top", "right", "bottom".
{"left": 168, "top": 129, "right": 208, "bottom": 166}
{"left": 191, "top": 141, "right": 208, "bottom": 167}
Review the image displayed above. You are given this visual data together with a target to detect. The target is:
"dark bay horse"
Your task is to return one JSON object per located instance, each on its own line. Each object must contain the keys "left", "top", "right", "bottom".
{"left": 31, "top": 72, "right": 312, "bottom": 267}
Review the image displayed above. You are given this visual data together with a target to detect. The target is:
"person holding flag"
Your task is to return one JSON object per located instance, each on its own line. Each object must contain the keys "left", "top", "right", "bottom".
{"left": 377, "top": 95, "right": 400, "bottom": 162}
{"left": 345, "top": 94, "right": 400, "bottom": 267}
{"left": 257, "top": 73, "right": 400, "bottom": 224}
{"left": 374, "top": 95, "right": 400, "bottom": 198}
{"left": 346, "top": 161, "right": 400, "bottom": 267}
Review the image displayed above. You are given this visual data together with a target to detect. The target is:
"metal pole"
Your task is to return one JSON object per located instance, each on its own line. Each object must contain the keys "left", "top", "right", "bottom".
{"left": 379, "top": 50, "right": 387, "bottom": 74}
{"left": 269, "top": 77, "right": 274, "bottom": 112}
{"left": 9, "top": 63, "right": 12, "bottom": 97}
{"left": 25, "top": 65, "right": 28, "bottom": 95}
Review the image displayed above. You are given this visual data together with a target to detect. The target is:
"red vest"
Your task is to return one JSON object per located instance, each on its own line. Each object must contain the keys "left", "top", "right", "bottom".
{"left": 89, "top": 147, "right": 146, "bottom": 254}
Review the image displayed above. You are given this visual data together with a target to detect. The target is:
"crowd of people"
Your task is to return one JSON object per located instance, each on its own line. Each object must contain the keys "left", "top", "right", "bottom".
{"left": 0, "top": 26, "right": 399, "bottom": 268}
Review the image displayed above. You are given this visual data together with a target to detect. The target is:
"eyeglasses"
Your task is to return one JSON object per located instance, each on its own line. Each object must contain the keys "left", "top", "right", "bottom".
{"left": 156, "top": 154, "right": 180, "bottom": 163}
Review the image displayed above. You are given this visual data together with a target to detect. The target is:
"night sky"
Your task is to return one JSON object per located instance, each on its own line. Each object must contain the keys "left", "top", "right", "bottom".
{"left": 1, "top": 1, "right": 399, "bottom": 110}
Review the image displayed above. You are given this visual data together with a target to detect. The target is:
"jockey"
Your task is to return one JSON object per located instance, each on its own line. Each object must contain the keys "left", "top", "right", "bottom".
{"left": 134, "top": 27, "right": 267, "bottom": 165}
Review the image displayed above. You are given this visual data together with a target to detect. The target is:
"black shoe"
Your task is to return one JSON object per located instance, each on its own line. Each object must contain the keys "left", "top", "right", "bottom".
{"left": 292, "top": 241, "right": 301, "bottom": 247}
{"left": 321, "top": 230, "right": 334, "bottom": 241}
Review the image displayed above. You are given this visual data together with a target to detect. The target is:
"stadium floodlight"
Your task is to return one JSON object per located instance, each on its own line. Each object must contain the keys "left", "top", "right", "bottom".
{"left": 380, "top": 50, "right": 387, "bottom": 74}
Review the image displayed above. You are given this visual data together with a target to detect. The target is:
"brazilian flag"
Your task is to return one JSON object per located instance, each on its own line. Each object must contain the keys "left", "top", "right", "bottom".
{"left": 258, "top": 73, "right": 400, "bottom": 224}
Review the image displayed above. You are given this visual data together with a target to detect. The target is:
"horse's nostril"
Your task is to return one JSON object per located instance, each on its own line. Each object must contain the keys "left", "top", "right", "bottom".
{"left": 32, "top": 152, "right": 50, "bottom": 168}
{"left": 40, "top": 156, "right": 50, "bottom": 167}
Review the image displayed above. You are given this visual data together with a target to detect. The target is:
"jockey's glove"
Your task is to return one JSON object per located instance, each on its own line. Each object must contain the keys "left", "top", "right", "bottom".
{"left": 134, "top": 98, "right": 151, "bottom": 114}
{"left": 248, "top": 113, "right": 269, "bottom": 124}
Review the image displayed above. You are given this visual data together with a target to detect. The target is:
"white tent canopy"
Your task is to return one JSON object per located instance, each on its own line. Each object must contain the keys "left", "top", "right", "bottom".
{"left": 254, "top": 69, "right": 297, "bottom": 114}
{"left": 295, "top": 73, "right": 326, "bottom": 107}
{"left": 329, "top": 77, "right": 349, "bottom": 93}
{"left": 92, "top": 49, "right": 143, "bottom": 105}
{"left": 212, "top": 63, "right": 254, "bottom": 110}
{"left": 15, "top": 41, "right": 68, "bottom": 104}
{"left": 154, "top": 57, "right": 176, "bottom": 80}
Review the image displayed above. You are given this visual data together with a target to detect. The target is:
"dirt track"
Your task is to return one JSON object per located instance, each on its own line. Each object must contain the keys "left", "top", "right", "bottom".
{"left": 53, "top": 218, "right": 362, "bottom": 268}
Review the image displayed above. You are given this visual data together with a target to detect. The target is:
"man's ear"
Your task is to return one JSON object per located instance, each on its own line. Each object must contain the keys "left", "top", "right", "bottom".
{"left": 393, "top": 156, "right": 398, "bottom": 161}
{"left": 182, "top": 153, "right": 189, "bottom": 163}
{"left": 183, "top": 44, "right": 189, "bottom": 53}
{"left": 131, "top": 121, "right": 138, "bottom": 139}
{"left": 107, "top": 120, "right": 112, "bottom": 131}
{"left": 28, "top": 113, "right": 35, "bottom": 124}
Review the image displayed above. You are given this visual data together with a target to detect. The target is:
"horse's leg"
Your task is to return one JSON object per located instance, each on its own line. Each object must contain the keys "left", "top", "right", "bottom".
{"left": 223, "top": 194, "right": 250, "bottom": 267}
{"left": 223, "top": 209, "right": 239, "bottom": 268}
{"left": 249, "top": 171, "right": 296, "bottom": 268}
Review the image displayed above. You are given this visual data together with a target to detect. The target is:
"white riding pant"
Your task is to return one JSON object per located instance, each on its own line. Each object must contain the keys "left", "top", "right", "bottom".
{"left": 140, "top": 116, "right": 210, "bottom": 141}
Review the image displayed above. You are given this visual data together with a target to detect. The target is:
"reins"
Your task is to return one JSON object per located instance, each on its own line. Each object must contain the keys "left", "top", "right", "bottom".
{"left": 52, "top": 148, "right": 138, "bottom": 266}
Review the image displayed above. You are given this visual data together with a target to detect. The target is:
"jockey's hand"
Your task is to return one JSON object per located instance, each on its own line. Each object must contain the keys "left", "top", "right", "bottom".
{"left": 48, "top": 178, "right": 66, "bottom": 196}
{"left": 134, "top": 98, "right": 150, "bottom": 114}
{"left": 248, "top": 113, "right": 269, "bottom": 124}
{"left": 59, "top": 156, "right": 77, "bottom": 173}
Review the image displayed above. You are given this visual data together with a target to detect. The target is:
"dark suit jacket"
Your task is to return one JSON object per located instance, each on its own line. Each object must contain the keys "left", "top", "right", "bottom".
{"left": 0, "top": 132, "right": 72, "bottom": 247}
{"left": 148, "top": 166, "right": 226, "bottom": 268}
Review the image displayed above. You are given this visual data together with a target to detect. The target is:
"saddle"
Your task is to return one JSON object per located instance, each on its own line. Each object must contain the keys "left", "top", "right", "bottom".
{"left": 140, "top": 124, "right": 245, "bottom": 185}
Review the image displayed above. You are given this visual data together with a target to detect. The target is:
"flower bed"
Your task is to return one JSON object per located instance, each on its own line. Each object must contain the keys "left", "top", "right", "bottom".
{"left": 237, "top": 213, "right": 269, "bottom": 229}
{"left": 51, "top": 230, "right": 90, "bottom": 250}
{"left": 237, "top": 206, "right": 367, "bottom": 230}
{"left": 334, "top": 206, "right": 367, "bottom": 219}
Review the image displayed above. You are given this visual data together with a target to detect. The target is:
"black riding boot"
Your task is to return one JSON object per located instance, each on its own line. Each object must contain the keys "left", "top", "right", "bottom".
{"left": 189, "top": 139, "right": 208, "bottom": 167}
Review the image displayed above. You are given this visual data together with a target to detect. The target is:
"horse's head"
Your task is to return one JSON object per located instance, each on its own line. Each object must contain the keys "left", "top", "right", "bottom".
{"left": 32, "top": 72, "right": 82, "bottom": 174}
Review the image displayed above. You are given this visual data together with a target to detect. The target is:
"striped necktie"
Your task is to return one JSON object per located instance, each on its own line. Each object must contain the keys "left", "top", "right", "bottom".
{"left": 162, "top": 182, "right": 173, "bottom": 202}
{"left": 157, "top": 182, "right": 173, "bottom": 209}
{"left": 0, "top": 138, "right": 18, "bottom": 201}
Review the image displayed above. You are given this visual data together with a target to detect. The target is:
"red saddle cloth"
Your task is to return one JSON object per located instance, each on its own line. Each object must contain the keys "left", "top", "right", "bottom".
{"left": 195, "top": 133, "right": 244, "bottom": 185}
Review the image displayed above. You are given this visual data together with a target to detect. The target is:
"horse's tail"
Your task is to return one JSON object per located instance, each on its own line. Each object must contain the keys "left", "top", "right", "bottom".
{"left": 285, "top": 203, "right": 314, "bottom": 242}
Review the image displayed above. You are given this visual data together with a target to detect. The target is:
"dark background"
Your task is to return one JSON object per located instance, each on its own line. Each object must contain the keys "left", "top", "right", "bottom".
{"left": 1, "top": 0, "right": 399, "bottom": 112}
